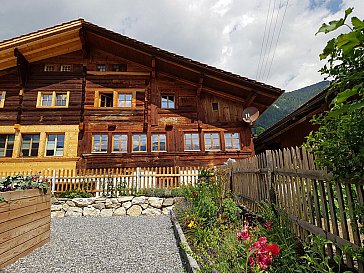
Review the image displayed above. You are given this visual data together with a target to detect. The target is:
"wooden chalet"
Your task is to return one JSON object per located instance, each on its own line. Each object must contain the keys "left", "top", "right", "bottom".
{"left": 254, "top": 87, "right": 329, "bottom": 154}
{"left": 0, "top": 19, "right": 283, "bottom": 172}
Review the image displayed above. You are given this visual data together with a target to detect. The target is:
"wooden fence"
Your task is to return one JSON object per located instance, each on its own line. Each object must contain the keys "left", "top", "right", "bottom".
{"left": 229, "top": 147, "right": 364, "bottom": 272}
{"left": 0, "top": 166, "right": 201, "bottom": 197}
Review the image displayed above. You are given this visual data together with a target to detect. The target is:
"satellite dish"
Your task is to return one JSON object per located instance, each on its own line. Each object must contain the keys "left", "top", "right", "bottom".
{"left": 242, "top": 107, "right": 259, "bottom": 125}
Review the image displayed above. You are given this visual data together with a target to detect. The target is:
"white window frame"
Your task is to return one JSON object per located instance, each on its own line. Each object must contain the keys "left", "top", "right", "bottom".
{"left": 21, "top": 134, "right": 40, "bottom": 157}
{"left": 184, "top": 133, "right": 200, "bottom": 151}
{"left": 0, "top": 134, "right": 15, "bottom": 157}
{"left": 204, "top": 132, "right": 221, "bottom": 151}
{"left": 224, "top": 132, "right": 241, "bottom": 151}
{"left": 45, "top": 134, "right": 65, "bottom": 157}
{"left": 44, "top": 65, "right": 55, "bottom": 72}
{"left": 92, "top": 134, "right": 108, "bottom": 153}
{"left": 152, "top": 134, "right": 167, "bottom": 152}
{"left": 132, "top": 134, "right": 147, "bottom": 152}
{"left": 112, "top": 134, "right": 128, "bottom": 153}
{"left": 60, "top": 65, "right": 72, "bottom": 72}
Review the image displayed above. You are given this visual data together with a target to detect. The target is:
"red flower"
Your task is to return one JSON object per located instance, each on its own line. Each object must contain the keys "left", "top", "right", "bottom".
{"left": 266, "top": 243, "right": 280, "bottom": 257}
{"left": 193, "top": 191, "right": 197, "bottom": 197}
{"left": 265, "top": 221, "right": 273, "bottom": 231}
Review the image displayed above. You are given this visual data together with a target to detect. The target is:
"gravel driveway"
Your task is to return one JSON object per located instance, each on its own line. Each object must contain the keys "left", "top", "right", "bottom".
{"left": 3, "top": 216, "right": 185, "bottom": 273}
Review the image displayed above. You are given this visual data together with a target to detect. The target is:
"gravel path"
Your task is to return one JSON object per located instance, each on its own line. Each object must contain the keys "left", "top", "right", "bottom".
{"left": 3, "top": 216, "right": 185, "bottom": 273}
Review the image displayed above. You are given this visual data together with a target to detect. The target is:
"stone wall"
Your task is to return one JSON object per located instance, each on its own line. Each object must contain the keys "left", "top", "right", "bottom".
{"left": 51, "top": 196, "right": 179, "bottom": 217}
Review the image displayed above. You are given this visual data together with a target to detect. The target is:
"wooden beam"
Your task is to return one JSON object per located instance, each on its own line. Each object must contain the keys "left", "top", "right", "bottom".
{"left": 14, "top": 48, "right": 29, "bottom": 88}
{"left": 150, "top": 56, "right": 158, "bottom": 126}
{"left": 244, "top": 92, "right": 257, "bottom": 108}
{"left": 79, "top": 28, "right": 90, "bottom": 63}
{"left": 0, "top": 20, "right": 82, "bottom": 50}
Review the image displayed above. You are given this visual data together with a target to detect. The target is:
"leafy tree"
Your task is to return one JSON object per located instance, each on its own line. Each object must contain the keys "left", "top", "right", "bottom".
{"left": 305, "top": 8, "right": 364, "bottom": 182}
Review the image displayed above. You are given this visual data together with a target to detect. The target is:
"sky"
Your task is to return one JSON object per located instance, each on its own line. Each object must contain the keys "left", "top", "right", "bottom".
{"left": 0, "top": 0, "right": 363, "bottom": 92}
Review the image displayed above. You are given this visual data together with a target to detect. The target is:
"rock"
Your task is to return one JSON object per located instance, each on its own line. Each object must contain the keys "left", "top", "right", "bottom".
{"left": 62, "top": 203, "right": 70, "bottom": 211}
{"left": 142, "top": 207, "right": 162, "bottom": 216}
{"left": 51, "top": 197, "right": 59, "bottom": 204}
{"left": 51, "top": 211, "right": 65, "bottom": 218}
{"left": 100, "top": 209, "right": 113, "bottom": 217}
{"left": 132, "top": 196, "right": 146, "bottom": 205}
{"left": 65, "top": 207, "right": 83, "bottom": 217}
{"left": 51, "top": 204, "right": 63, "bottom": 211}
{"left": 148, "top": 197, "right": 163, "bottom": 208}
{"left": 73, "top": 198, "right": 94, "bottom": 207}
{"left": 117, "top": 196, "right": 134, "bottom": 203}
{"left": 95, "top": 197, "right": 106, "bottom": 202}
{"left": 83, "top": 207, "right": 100, "bottom": 217}
{"left": 111, "top": 198, "right": 119, "bottom": 204}
{"left": 141, "top": 203, "right": 149, "bottom": 209}
{"left": 66, "top": 200, "right": 75, "bottom": 207}
{"left": 127, "top": 205, "right": 142, "bottom": 216}
{"left": 123, "top": 201, "right": 132, "bottom": 209}
{"left": 92, "top": 203, "right": 105, "bottom": 210}
{"left": 105, "top": 199, "right": 113, "bottom": 208}
{"left": 113, "top": 207, "right": 126, "bottom": 216}
{"left": 163, "top": 198, "right": 174, "bottom": 207}
{"left": 162, "top": 207, "right": 173, "bottom": 215}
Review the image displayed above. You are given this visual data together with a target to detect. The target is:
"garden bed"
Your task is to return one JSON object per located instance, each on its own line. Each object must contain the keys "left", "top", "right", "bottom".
{"left": 0, "top": 188, "right": 51, "bottom": 268}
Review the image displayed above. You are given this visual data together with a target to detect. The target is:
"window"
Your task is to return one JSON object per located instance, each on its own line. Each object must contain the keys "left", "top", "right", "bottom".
{"left": 37, "top": 91, "right": 70, "bottom": 108}
{"left": 21, "top": 134, "right": 40, "bottom": 157}
{"left": 46, "top": 134, "right": 64, "bottom": 156}
{"left": 184, "top": 133, "right": 200, "bottom": 151}
{"left": 161, "top": 95, "right": 175, "bottom": 109}
{"left": 152, "top": 134, "right": 166, "bottom": 152}
{"left": 113, "top": 134, "right": 128, "bottom": 153}
{"left": 92, "top": 134, "right": 108, "bottom": 153}
{"left": 60, "top": 65, "right": 72, "bottom": 72}
{"left": 55, "top": 93, "right": 67, "bottom": 106}
{"left": 99, "top": 93, "right": 113, "bottom": 107}
{"left": 112, "top": 64, "right": 127, "bottom": 72}
{"left": 118, "top": 93, "right": 132, "bottom": 107}
{"left": 95, "top": 90, "right": 141, "bottom": 108}
{"left": 41, "top": 94, "right": 53, "bottom": 106}
{"left": 204, "top": 133, "right": 220, "bottom": 151}
{"left": 212, "top": 102, "right": 219, "bottom": 111}
{"left": 44, "top": 65, "right": 55, "bottom": 72}
{"left": 224, "top": 133, "right": 240, "bottom": 150}
{"left": 0, "top": 134, "right": 15, "bottom": 157}
{"left": 0, "top": 91, "right": 6, "bottom": 108}
{"left": 132, "top": 134, "right": 147, "bottom": 152}
{"left": 96, "top": 64, "right": 106, "bottom": 72}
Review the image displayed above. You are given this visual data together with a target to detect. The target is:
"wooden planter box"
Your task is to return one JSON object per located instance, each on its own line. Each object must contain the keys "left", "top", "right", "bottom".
{"left": 0, "top": 189, "right": 51, "bottom": 268}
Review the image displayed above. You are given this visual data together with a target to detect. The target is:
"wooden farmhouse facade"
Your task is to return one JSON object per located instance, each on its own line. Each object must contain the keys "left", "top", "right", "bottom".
{"left": 0, "top": 19, "right": 283, "bottom": 172}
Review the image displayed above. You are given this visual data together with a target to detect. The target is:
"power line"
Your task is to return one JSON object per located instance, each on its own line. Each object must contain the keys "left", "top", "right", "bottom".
{"left": 257, "top": 0, "right": 277, "bottom": 80}
{"left": 261, "top": 0, "right": 283, "bottom": 81}
{"left": 255, "top": 0, "right": 272, "bottom": 80}
{"left": 265, "top": 0, "right": 290, "bottom": 82}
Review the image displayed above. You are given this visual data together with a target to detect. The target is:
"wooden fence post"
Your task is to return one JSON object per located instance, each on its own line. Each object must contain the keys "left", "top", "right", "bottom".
{"left": 266, "top": 150, "right": 276, "bottom": 204}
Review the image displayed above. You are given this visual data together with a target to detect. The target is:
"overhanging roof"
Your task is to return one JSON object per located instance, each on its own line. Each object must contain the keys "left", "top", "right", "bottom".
{"left": 0, "top": 19, "right": 284, "bottom": 112}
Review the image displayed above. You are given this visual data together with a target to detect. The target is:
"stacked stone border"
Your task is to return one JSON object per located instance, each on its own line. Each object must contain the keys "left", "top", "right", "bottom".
{"left": 170, "top": 209, "right": 200, "bottom": 273}
{"left": 51, "top": 196, "right": 179, "bottom": 217}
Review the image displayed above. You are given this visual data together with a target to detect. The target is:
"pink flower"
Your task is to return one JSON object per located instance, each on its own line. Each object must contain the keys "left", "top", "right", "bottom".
{"left": 237, "top": 223, "right": 250, "bottom": 241}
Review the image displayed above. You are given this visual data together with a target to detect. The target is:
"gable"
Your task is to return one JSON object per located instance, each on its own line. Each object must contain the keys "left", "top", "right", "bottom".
{"left": 0, "top": 19, "right": 283, "bottom": 113}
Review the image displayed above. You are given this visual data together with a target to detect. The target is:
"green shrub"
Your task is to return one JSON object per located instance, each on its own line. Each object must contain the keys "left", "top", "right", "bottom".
{"left": 57, "top": 189, "right": 93, "bottom": 198}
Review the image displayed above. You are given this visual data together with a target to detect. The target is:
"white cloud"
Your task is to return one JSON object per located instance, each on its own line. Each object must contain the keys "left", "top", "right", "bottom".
{"left": 0, "top": 0, "right": 363, "bottom": 92}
